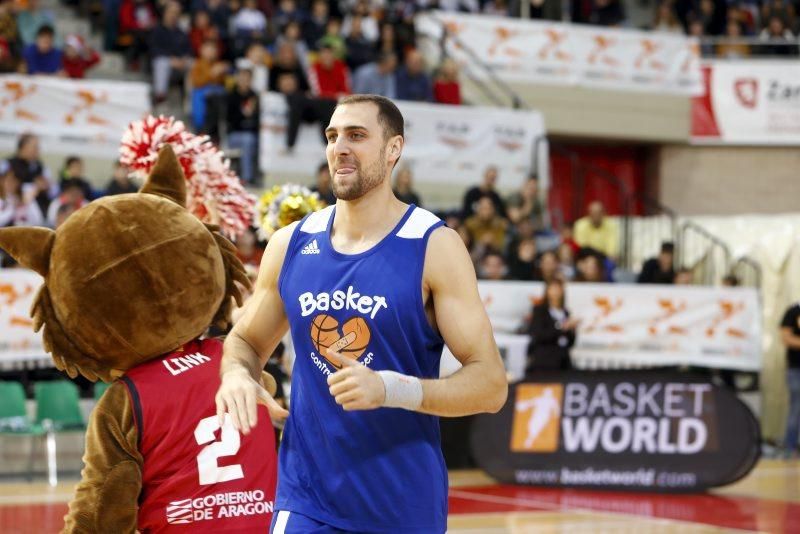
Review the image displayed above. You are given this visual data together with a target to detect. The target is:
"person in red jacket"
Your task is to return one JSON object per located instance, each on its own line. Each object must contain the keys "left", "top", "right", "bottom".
{"left": 308, "top": 42, "right": 351, "bottom": 101}
{"left": 62, "top": 34, "right": 100, "bottom": 78}
{"left": 433, "top": 58, "right": 462, "bottom": 105}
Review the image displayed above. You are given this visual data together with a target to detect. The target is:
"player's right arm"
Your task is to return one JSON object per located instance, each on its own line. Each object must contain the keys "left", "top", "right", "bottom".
{"left": 215, "top": 223, "right": 296, "bottom": 434}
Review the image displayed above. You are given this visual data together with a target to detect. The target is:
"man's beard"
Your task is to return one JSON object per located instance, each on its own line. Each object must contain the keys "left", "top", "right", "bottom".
{"left": 332, "top": 149, "right": 385, "bottom": 201}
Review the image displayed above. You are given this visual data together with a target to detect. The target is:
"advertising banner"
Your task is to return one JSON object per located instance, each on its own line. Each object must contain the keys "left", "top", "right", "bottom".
{"left": 0, "top": 269, "right": 45, "bottom": 363}
{"left": 259, "top": 92, "right": 548, "bottom": 191}
{"left": 0, "top": 75, "right": 150, "bottom": 156}
{"left": 416, "top": 11, "right": 702, "bottom": 95}
{"left": 692, "top": 61, "right": 800, "bottom": 144}
{"left": 472, "top": 372, "right": 760, "bottom": 491}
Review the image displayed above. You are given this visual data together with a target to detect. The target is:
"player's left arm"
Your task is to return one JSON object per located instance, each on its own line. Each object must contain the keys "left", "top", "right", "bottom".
{"left": 416, "top": 226, "right": 508, "bottom": 416}
{"left": 327, "top": 226, "right": 508, "bottom": 416}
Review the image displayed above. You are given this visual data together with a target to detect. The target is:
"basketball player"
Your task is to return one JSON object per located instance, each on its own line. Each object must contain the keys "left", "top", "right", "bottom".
{"left": 214, "top": 94, "right": 508, "bottom": 533}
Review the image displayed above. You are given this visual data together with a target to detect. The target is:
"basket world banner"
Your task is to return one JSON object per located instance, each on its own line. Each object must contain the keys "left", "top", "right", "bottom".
{"left": 472, "top": 371, "right": 760, "bottom": 491}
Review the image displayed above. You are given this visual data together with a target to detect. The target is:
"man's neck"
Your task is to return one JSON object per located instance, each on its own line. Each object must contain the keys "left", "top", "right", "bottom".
{"left": 332, "top": 184, "right": 406, "bottom": 244}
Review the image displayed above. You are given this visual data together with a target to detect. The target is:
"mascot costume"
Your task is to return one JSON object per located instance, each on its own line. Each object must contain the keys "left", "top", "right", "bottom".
{"left": 0, "top": 140, "right": 279, "bottom": 533}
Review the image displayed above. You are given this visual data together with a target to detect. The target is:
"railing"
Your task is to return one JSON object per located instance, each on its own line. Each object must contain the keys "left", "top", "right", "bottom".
{"left": 678, "top": 221, "right": 733, "bottom": 285}
{"left": 731, "top": 256, "right": 763, "bottom": 289}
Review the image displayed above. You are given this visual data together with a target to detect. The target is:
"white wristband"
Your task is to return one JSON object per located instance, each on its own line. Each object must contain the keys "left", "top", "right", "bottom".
{"left": 378, "top": 370, "right": 423, "bottom": 411}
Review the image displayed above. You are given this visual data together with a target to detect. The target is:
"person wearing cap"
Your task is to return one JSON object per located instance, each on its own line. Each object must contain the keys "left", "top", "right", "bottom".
{"left": 637, "top": 241, "right": 676, "bottom": 284}
{"left": 62, "top": 33, "right": 100, "bottom": 78}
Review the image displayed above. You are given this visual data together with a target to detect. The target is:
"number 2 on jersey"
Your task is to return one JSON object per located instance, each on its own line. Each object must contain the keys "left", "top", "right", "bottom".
{"left": 194, "top": 414, "right": 245, "bottom": 485}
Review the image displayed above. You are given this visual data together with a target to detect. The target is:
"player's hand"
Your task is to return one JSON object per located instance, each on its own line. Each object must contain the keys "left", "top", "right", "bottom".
{"left": 327, "top": 350, "right": 385, "bottom": 411}
{"left": 215, "top": 368, "right": 288, "bottom": 435}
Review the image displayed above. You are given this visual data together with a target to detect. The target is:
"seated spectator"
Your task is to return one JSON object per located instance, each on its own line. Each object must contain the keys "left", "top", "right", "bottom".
{"left": 638, "top": 241, "right": 676, "bottom": 284}
{"left": 573, "top": 201, "right": 618, "bottom": 260}
{"left": 318, "top": 20, "right": 347, "bottom": 60}
{"left": 309, "top": 43, "right": 351, "bottom": 100}
{"left": 463, "top": 165, "right": 507, "bottom": 218}
{"left": 674, "top": 267, "right": 694, "bottom": 285}
{"left": 271, "top": 43, "right": 333, "bottom": 151}
{"left": 0, "top": 164, "right": 44, "bottom": 227}
{"left": 483, "top": 0, "right": 510, "bottom": 16}
{"left": 59, "top": 156, "right": 93, "bottom": 200}
{"left": 759, "top": 16, "right": 797, "bottom": 56}
{"left": 16, "top": 0, "right": 55, "bottom": 47}
{"left": 236, "top": 43, "right": 270, "bottom": 94}
{"left": 189, "top": 10, "right": 224, "bottom": 58}
{"left": 574, "top": 249, "right": 607, "bottom": 282}
{"left": 7, "top": 134, "right": 55, "bottom": 216}
{"left": 119, "top": 0, "right": 156, "bottom": 70}
{"left": 652, "top": 1, "right": 683, "bottom": 34}
{"left": 694, "top": 0, "right": 726, "bottom": 35}
{"left": 235, "top": 226, "right": 264, "bottom": 267}
{"left": 433, "top": 58, "right": 461, "bottom": 105}
{"left": 46, "top": 179, "right": 88, "bottom": 227}
{"left": 507, "top": 238, "right": 537, "bottom": 280}
{"left": 232, "top": 0, "right": 268, "bottom": 55}
{"left": 195, "top": 0, "right": 231, "bottom": 44}
{"left": 190, "top": 40, "right": 229, "bottom": 129}
{"left": 479, "top": 250, "right": 508, "bottom": 280}
{"left": 226, "top": 68, "right": 260, "bottom": 184}
{"left": 590, "top": 0, "right": 626, "bottom": 26}
{"left": 342, "top": 0, "right": 379, "bottom": 43}
{"left": 104, "top": 162, "right": 138, "bottom": 196}
{"left": 344, "top": 15, "right": 377, "bottom": 71}
{"left": 0, "top": 36, "right": 19, "bottom": 73}
{"left": 534, "top": 250, "right": 562, "bottom": 283}
{"left": 395, "top": 49, "right": 432, "bottom": 102}
{"left": 717, "top": 19, "right": 750, "bottom": 58}
{"left": 22, "top": 25, "right": 63, "bottom": 75}
{"left": 274, "top": 0, "right": 307, "bottom": 29}
{"left": 353, "top": 51, "right": 397, "bottom": 98}
{"left": 304, "top": 0, "right": 330, "bottom": 50}
{"left": 688, "top": 17, "right": 715, "bottom": 57}
{"left": 506, "top": 174, "right": 545, "bottom": 230}
{"left": 393, "top": 166, "right": 421, "bottom": 206}
{"left": 311, "top": 161, "right": 336, "bottom": 206}
{"left": 274, "top": 20, "right": 310, "bottom": 72}
{"left": 149, "top": 2, "right": 192, "bottom": 104}
{"left": 557, "top": 241, "right": 576, "bottom": 280}
{"left": 376, "top": 22, "right": 403, "bottom": 58}
{"left": 54, "top": 202, "right": 77, "bottom": 229}
{"left": 722, "top": 274, "right": 740, "bottom": 287}
{"left": 464, "top": 196, "right": 508, "bottom": 253}
{"left": 0, "top": 2, "right": 19, "bottom": 72}
{"left": 62, "top": 35, "right": 101, "bottom": 78}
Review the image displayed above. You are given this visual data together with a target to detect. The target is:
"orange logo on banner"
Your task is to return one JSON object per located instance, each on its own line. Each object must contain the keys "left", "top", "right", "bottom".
{"left": 584, "top": 296, "right": 624, "bottom": 333}
{"left": 706, "top": 300, "right": 746, "bottom": 338}
{"left": 587, "top": 35, "right": 618, "bottom": 66}
{"left": 635, "top": 39, "right": 665, "bottom": 71}
{"left": 65, "top": 90, "right": 109, "bottom": 125}
{"left": 0, "top": 81, "right": 39, "bottom": 122}
{"left": 648, "top": 298, "right": 687, "bottom": 335}
{"left": 511, "top": 384, "right": 563, "bottom": 452}
{"left": 538, "top": 29, "right": 571, "bottom": 62}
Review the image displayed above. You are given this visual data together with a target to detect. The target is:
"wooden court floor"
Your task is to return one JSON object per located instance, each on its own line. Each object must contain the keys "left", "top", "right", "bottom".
{"left": 1, "top": 459, "right": 798, "bottom": 533}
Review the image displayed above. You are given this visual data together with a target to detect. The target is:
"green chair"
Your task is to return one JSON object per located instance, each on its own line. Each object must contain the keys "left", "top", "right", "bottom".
{"left": 93, "top": 381, "right": 112, "bottom": 402}
{"left": 0, "top": 381, "right": 45, "bottom": 481}
{"left": 34, "top": 380, "right": 87, "bottom": 486}
{"left": 35, "top": 380, "right": 85, "bottom": 431}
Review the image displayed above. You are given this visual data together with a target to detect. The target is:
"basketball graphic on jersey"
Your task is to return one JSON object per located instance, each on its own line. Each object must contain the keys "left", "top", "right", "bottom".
{"left": 310, "top": 314, "right": 372, "bottom": 368}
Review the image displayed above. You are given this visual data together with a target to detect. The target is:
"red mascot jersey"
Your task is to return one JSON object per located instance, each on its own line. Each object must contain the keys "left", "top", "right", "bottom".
{"left": 121, "top": 338, "right": 277, "bottom": 533}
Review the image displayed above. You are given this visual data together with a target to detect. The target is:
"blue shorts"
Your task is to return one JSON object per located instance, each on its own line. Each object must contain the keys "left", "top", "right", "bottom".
{"left": 270, "top": 510, "right": 349, "bottom": 534}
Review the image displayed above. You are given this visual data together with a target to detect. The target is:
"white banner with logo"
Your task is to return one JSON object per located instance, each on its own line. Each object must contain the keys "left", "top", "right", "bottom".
{"left": 0, "top": 269, "right": 46, "bottom": 366}
{"left": 474, "top": 281, "right": 761, "bottom": 374}
{"left": 260, "top": 92, "right": 548, "bottom": 191}
{"left": 416, "top": 11, "right": 702, "bottom": 96}
{"left": 691, "top": 61, "right": 800, "bottom": 145}
{"left": 0, "top": 75, "right": 150, "bottom": 157}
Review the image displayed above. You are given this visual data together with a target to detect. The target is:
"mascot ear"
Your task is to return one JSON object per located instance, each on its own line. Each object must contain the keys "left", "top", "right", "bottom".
{"left": 140, "top": 144, "right": 187, "bottom": 207}
{"left": 0, "top": 227, "right": 55, "bottom": 276}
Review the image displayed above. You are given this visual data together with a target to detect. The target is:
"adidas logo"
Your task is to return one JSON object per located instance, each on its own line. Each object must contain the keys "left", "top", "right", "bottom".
{"left": 301, "top": 239, "right": 321, "bottom": 255}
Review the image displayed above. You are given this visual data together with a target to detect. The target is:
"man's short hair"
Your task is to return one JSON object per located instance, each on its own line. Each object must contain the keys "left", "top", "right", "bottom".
{"left": 335, "top": 94, "right": 404, "bottom": 140}
{"left": 37, "top": 25, "right": 55, "bottom": 38}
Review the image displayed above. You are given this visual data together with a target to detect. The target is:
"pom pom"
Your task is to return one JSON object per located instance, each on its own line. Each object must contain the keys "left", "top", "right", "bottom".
{"left": 255, "top": 184, "right": 322, "bottom": 240}
{"left": 120, "top": 115, "right": 256, "bottom": 239}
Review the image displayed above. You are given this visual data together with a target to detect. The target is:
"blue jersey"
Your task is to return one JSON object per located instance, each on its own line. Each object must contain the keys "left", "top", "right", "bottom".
{"left": 276, "top": 203, "right": 448, "bottom": 533}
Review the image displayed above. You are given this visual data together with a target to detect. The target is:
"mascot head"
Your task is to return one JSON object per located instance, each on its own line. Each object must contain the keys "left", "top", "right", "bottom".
{"left": 0, "top": 145, "right": 250, "bottom": 382}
